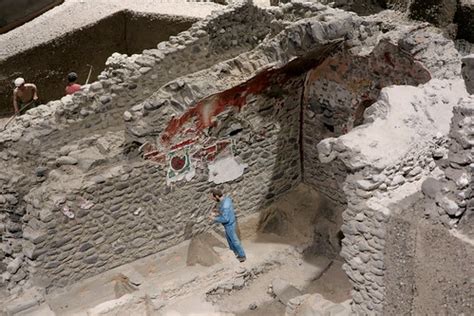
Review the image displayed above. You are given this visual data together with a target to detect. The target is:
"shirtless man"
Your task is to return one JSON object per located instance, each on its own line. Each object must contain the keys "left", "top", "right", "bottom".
{"left": 13, "top": 77, "right": 38, "bottom": 115}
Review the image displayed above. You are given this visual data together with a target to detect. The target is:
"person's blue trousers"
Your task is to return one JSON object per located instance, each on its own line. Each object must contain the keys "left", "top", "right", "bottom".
{"left": 224, "top": 222, "right": 246, "bottom": 258}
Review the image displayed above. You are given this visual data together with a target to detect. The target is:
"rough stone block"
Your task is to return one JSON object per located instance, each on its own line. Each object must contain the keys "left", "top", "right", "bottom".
{"left": 6, "top": 257, "right": 22, "bottom": 274}
{"left": 23, "top": 226, "right": 48, "bottom": 244}
{"left": 461, "top": 55, "right": 474, "bottom": 95}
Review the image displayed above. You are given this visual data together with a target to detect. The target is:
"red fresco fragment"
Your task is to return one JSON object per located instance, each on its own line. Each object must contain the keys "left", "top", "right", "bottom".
{"left": 171, "top": 138, "right": 196, "bottom": 150}
{"left": 161, "top": 68, "right": 279, "bottom": 145}
{"left": 144, "top": 151, "right": 166, "bottom": 164}
{"left": 191, "top": 140, "right": 231, "bottom": 162}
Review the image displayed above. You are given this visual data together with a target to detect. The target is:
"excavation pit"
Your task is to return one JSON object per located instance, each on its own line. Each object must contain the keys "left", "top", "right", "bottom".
{"left": 0, "top": 11, "right": 196, "bottom": 116}
{"left": 0, "top": 1, "right": 473, "bottom": 315}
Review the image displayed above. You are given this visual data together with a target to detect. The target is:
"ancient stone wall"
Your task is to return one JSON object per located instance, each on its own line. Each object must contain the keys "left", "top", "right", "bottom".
{"left": 0, "top": 2, "right": 275, "bottom": 147}
{"left": 0, "top": 1, "right": 359, "bottom": 292}
{"left": 0, "top": 1, "right": 279, "bottom": 292}
{"left": 315, "top": 73, "right": 469, "bottom": 314}
{"left": 19, "top": 73, "right": 303, "bottom": 289}
{"left": 302, "top": 39, "right": 431, "bottom": 257}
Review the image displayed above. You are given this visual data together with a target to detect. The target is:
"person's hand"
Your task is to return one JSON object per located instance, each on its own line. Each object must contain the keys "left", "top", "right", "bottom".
{"left": 14, "top": 110, "right": 19, "bottom": 115}
{"left": 209, "top": 214, "right": 215, "bottom": 222}
{"left": 33, "top": 96, "right": 38, "bottom": 101}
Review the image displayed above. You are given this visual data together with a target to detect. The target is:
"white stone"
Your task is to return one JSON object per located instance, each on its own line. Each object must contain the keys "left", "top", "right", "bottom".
{"left": 391, "top": 175, "right": 405, "bottom": 186}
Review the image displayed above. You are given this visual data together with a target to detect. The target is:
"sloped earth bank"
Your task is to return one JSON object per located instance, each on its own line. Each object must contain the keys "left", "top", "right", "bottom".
{"left": 16, "top": 184, "right": 351, "bottom": 315}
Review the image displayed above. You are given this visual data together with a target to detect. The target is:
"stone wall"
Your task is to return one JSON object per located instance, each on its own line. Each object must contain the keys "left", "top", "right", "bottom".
{"left": 302, "top": 39, "right": 430, "bottom": 257}
{"left": 0, "top": 1, "right": 275, "bottom": 143}
{"left": 0, "top": 2, "right": 358, "bottom": 292}
{"left": 19, "top": 73, "right": 303, "bottom": 289}
{"left": 0, "top": 1, "right": 280, "bottom": 293}
{"left": 383, "top": 99, "right": 474, "bottom": 315}
{"left": 315, "top": 73, "right": 469, "bottom": 314}
{"left": 421, "top": 101, "right": 473, "bottom": 235}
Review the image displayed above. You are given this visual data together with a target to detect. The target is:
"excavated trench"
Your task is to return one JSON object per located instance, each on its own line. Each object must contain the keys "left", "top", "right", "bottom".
{"left": 0, "top": 10, "right": 196, "bottom": 116}
{"left": 2, "top": 2, "right": 457, "bottom": 313}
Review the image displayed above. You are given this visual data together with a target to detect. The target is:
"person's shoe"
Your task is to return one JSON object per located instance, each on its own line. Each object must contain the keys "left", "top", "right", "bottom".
{"left": 237, "top": 256, "right": 246, "bottom": 262}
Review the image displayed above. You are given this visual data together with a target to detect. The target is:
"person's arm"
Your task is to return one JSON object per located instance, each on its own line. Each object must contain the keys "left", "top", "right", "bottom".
{"left": 13, "top": 90, "right": 19, "bottom": 114}
{"left": 214, "top": 206, "right": 231, "bottom": 224}
{"left": 32, "top": 84, "right": 38, "bottom": 100}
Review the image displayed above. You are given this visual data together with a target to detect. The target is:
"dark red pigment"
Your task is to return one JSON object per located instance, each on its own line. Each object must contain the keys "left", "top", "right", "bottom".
{"left": 161, "top": 67, "right": 284, "bottom": 145}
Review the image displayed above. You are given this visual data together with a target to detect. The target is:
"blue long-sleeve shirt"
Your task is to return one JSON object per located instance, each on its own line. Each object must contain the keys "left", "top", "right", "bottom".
{"left": 214, "top": 196, "right": 236, "bottom": 226}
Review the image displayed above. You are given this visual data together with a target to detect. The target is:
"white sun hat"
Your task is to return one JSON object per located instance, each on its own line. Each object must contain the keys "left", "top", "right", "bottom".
{"left": 14, "top": 77, "right": 25, "bottom": 87}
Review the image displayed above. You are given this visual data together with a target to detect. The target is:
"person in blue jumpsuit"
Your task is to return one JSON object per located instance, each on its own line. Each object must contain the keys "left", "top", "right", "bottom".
{"left": 210, "top": 189, "right": 246, "bottom": 262}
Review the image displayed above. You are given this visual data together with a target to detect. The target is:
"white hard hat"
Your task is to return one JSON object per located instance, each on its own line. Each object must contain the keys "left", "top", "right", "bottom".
{"left": 14, "top": 77, "right": 25, "bottom": 87}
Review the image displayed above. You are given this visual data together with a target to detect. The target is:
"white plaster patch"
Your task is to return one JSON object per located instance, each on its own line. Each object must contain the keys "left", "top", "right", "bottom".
{"left": 208, "top": 156, "right": 248, "bottom": 184}
{"left": 166, "top": 166, "right": 195, "bottom": 186}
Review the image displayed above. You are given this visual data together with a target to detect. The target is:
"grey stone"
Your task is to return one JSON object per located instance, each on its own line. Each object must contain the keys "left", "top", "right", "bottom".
{"left": 139, "top": 67, "right": 152, "bottom": 74}
{"left": 56, "top": 156, "right": 78, "bottom": 166}
{"left": 233, "top": 277, "right": 245, "bottom": 290}
{"left": 272, "top": 278, "right": 302, "bottom": 305}
{"left": 391, "top": 175, "right": 405, "bottom": 186}
{"left": 123, "top": 111, "right": 133, "bottom": 122}
{"left": 408, "top": 166, "right": 422, "bottom": 177}
{"left": 99, "top": 95, "right": 112, "bottom": 105}
{"left": 79, "top": 243, "right": 94, "bottom": 252}
{"left": 90, "top": 82, "right": 103, "bottom": 92}
{"left": 6, "top": 257, "right": 22, "bottom": 274}
{"left": 35, "top": 166, "right": 48, "bottom": 177}
{"left": 357, "top": 179, "right": 380, "bottom": 191}
{"left": 422, "top": 178, "right": 442, "bottom": 199}
{"left": 83, "top": 255, "right": 98, "bottom": 265}
{"left": 437, "top": 195, "right": 459, "bottom": 216}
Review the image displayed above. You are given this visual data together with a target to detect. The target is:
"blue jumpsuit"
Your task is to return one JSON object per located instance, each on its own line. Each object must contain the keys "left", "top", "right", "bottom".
{"left": 214, "top": 196, "right": 246, "bottom": 258}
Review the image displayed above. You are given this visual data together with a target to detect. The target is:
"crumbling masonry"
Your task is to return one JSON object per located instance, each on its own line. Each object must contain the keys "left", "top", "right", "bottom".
{"left": 0, "top": 1, "right": 473, "bottom": 315}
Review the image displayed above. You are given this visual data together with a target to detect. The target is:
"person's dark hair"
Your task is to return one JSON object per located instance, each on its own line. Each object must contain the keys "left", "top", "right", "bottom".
{"left": 67, "top": 72, "right": 78, "bottom": 83}
{"left": 211, "top": 189, "right": 223, "bottom": 198}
